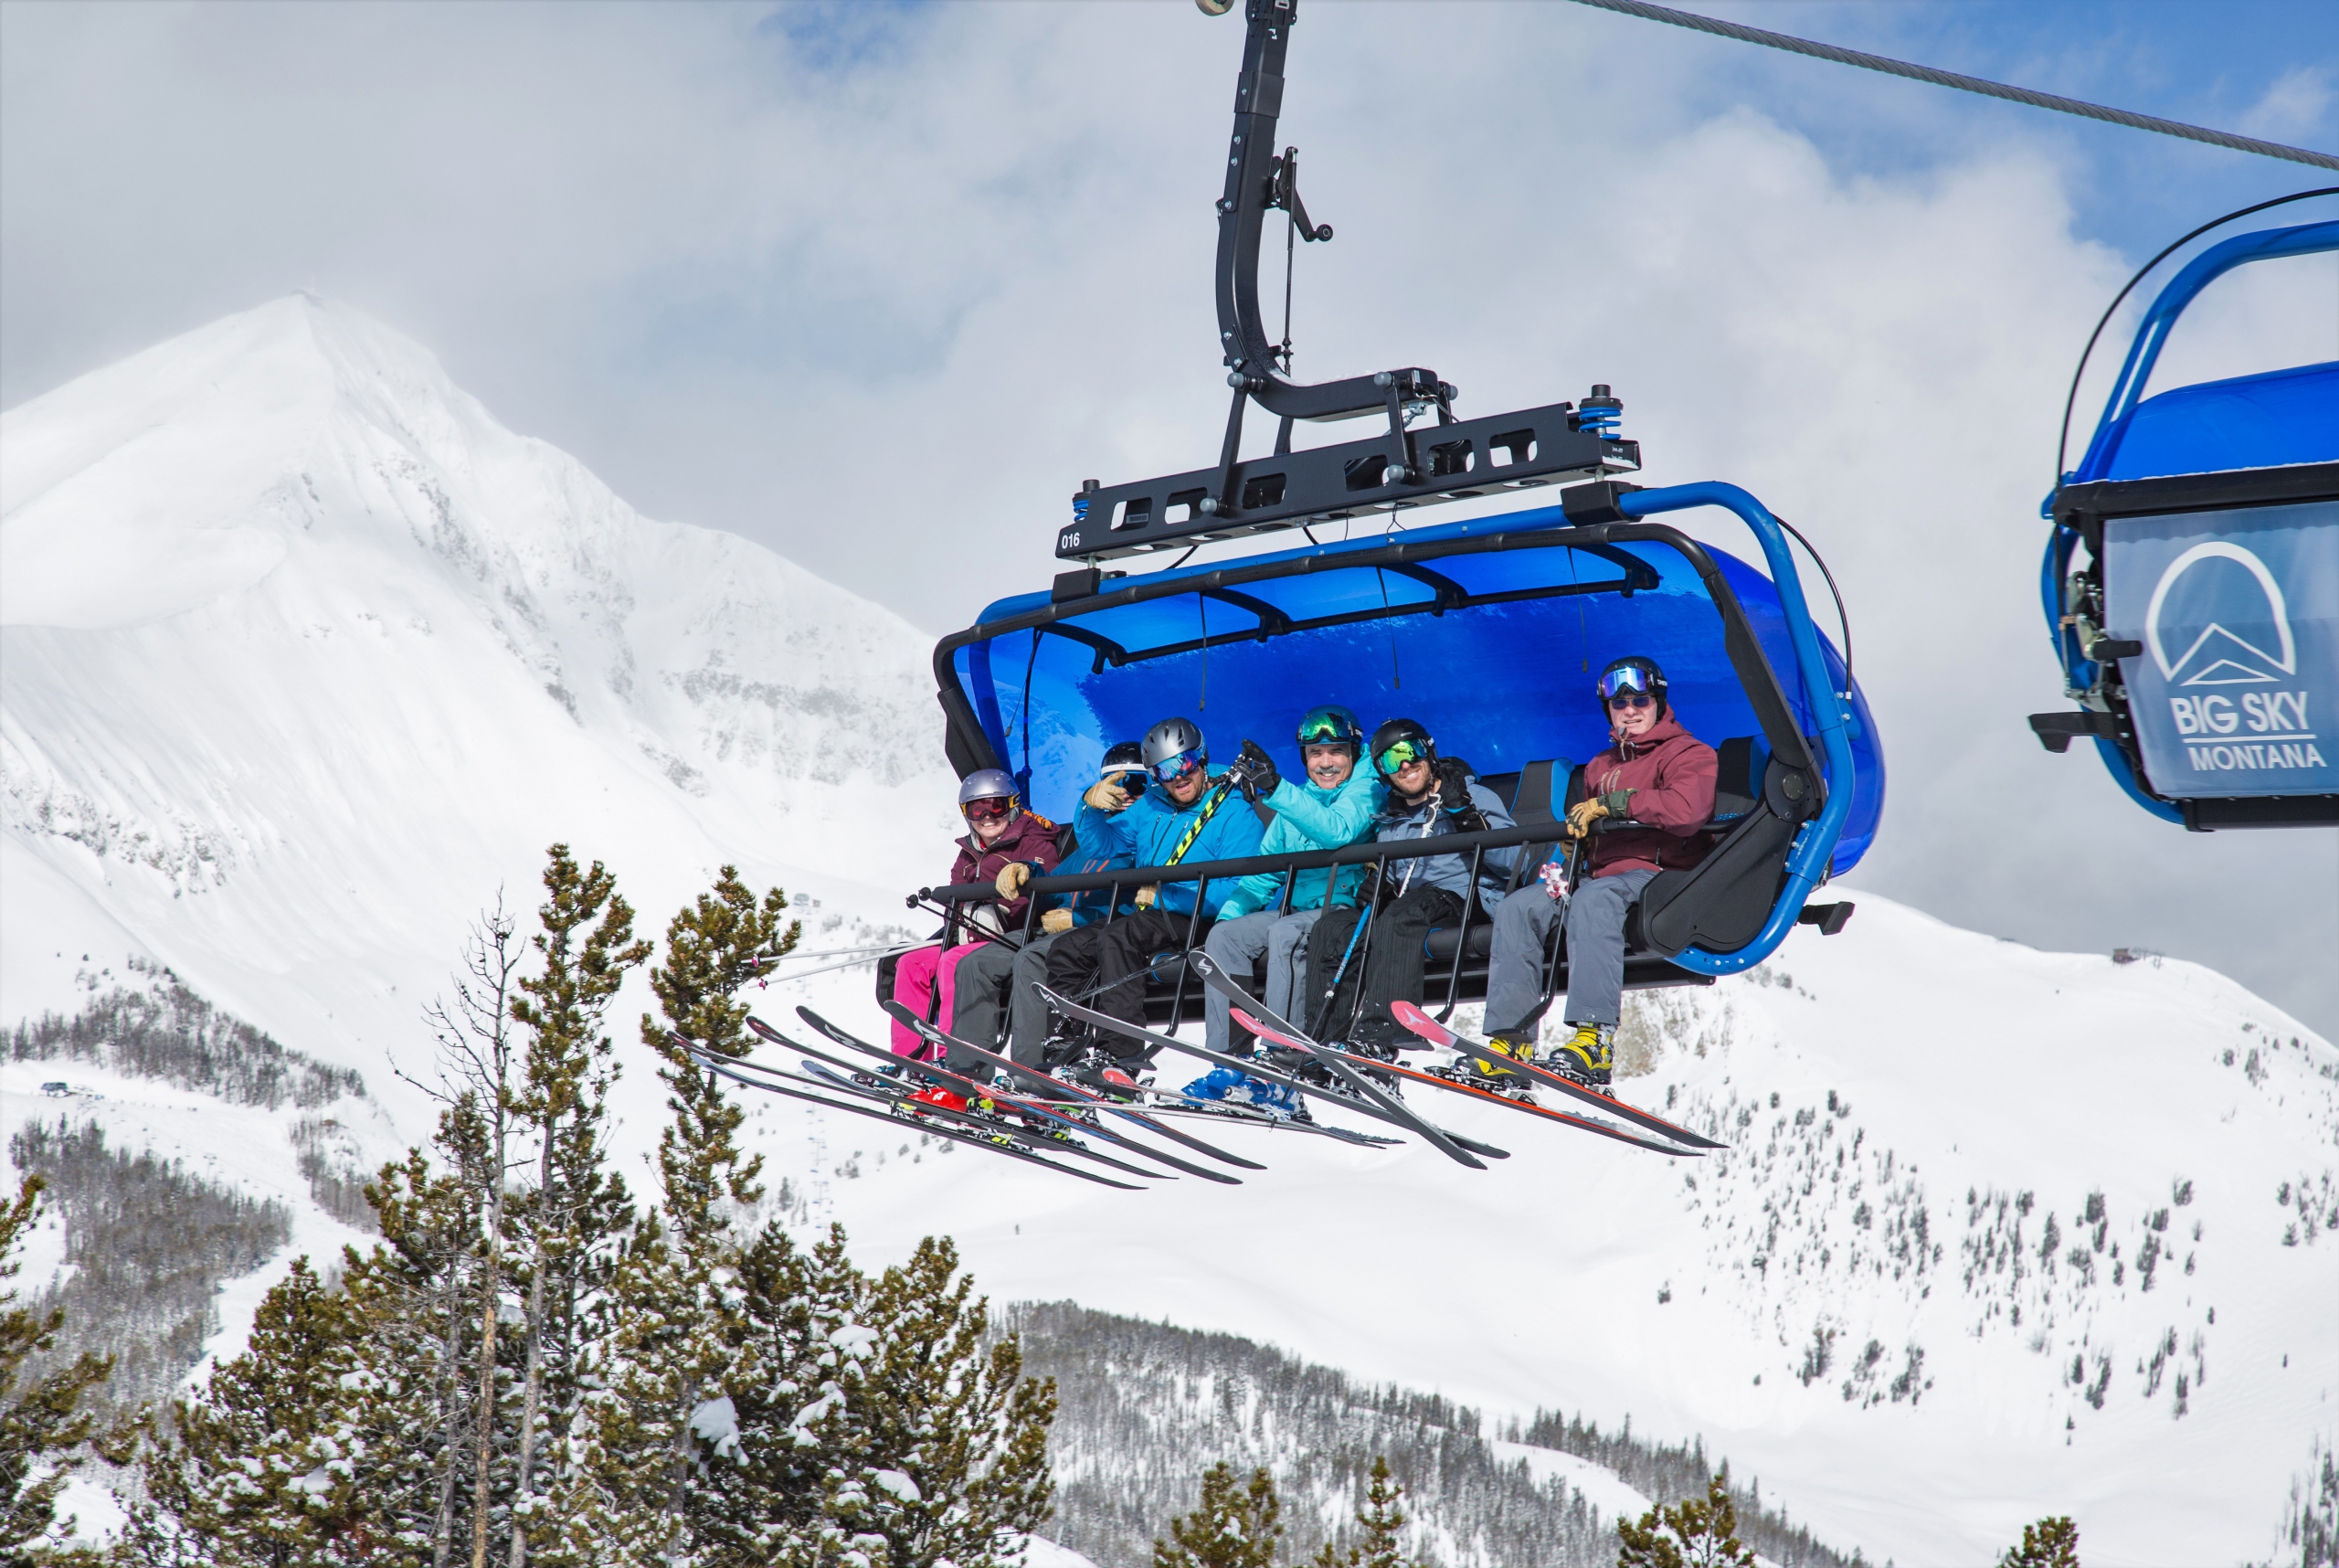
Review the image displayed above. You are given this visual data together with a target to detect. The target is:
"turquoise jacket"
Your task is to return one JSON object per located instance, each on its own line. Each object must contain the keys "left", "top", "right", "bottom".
{"left": 1073, "top": 766, "right": 1268, "bottom": 916}
{"left": 1213, "top": 772, "right": 1383, "bottom": 919}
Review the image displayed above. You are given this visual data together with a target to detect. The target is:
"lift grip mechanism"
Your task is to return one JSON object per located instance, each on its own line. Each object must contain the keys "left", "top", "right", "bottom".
{"left": 1061, "top": 0, "right": 1639, "bottom": 563}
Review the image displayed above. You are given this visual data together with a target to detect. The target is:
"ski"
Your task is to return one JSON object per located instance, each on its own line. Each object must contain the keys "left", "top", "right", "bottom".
{"left": 678, "top": 1030, "right": 1167, "bottom": 1182}
{"left": 1135, "top": 1088, "right": 1402, "bottom": 1148}
{"left": 791, "top": 1060, "right": 1171, "bottom": 1182}
{"left": 1187, "top": 949, "right": 1488, "bottom": 1171}
{"left": 674, "top": 1042, "right": 1141, "bottom": 1190}
{"left": 1389, "top": 1001, "right": 1727, "bottom": 1150}
{"left": 1233, "top": 1011, "right": 1699, "bottom": 1158}
{"left": 1033, "top": 981, "right": 1508, "bottom": 1160}
{"left": 788, "top": 1008, "right": 1244, "bottom": 1187}
{"left": 881, "top": 1001, "right": 1265, "bottom": 1171}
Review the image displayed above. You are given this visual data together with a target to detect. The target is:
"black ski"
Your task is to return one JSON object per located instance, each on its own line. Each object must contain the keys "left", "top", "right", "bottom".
{"left": 1186, "top": 949, "right": 1487, "bottom": 1170}
{"left": 673, "top": 1041, "right": 1141, "bottom": 1190}
{"left": 1233, "top": 1012, "right": 1699, "bottom": 1158}
{"left": 881, "top": 1001, "right": 1265, "bottom": 1171}
{"left": 1390, "top": 1001, "right": 1727, "bottom": 1150}
{"left": 678, "top": 1030, "right": 1166, "bottom": 1181}
{"left": 788, "top": 1008, "right": 1243, "bottom": 1187}
{"left": 791, "top": 1060, "right": 1170, "bottom": 1181}
{"left": 1035, "top": 980, "right": 1510, "bottom": 1162}
{"left": 1135, "top": 1088, "right": 1401, "bottom": 1148}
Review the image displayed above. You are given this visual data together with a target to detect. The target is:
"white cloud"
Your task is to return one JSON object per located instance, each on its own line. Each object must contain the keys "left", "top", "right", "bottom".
{"left": 3, "top": 0, "right": 2332, "bottom": 1033}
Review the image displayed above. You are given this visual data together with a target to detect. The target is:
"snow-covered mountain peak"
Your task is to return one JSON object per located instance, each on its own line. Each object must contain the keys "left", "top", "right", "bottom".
{"left": 2, "top": 297, "right": 953, "bottom": 1083}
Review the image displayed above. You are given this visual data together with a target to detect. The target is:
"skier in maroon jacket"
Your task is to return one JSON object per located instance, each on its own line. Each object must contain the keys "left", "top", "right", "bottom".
{"left": 1476, "top": 655, "right": 1717, "bottom": 1086}
{"left": 888, "top": 769, "right": 1061, "bottom": 1066}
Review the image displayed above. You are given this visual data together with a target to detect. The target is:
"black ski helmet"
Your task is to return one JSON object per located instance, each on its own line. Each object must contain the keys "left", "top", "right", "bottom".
{"left": 1368, "top": 717, "right": 1436, "bottom": 781}
{"left": 1595, "top": 655, "right": 1669, "bottom": 721}
{"left": 1141, "top": 716, "right": 1208, "bottom": 781}
{"left": 1099, "top": 740, "right": 1147, "bottom": 781}
{"left": 1295, "top": 704, "right": 1365, "bottom": 758}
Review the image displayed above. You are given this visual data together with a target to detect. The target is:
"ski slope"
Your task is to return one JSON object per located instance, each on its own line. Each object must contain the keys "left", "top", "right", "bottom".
{"left": 5, "top": 301, "right": 2332, "bottom": 1566}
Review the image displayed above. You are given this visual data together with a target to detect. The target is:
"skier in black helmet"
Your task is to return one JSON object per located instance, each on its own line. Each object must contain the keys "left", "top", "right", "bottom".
{"left": 1301, "top": 717, "right": 1518, "bottom": 1054}
{"left": 1477, "top": 654, "right": 1717, "bottom": 1086}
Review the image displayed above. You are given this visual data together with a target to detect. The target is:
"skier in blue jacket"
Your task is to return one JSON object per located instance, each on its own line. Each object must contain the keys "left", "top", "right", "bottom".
{"left": 1024, "top": 715, "right": 1265, "bottom": 1083}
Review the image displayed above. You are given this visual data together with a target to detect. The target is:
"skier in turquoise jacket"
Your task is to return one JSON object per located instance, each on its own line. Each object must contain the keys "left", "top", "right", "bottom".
{"left": 1193, "top": 705, "right": 1381, "bottom": 1068}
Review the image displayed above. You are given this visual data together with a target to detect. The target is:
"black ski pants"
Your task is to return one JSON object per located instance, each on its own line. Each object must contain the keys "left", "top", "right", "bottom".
{"left": 1304, "top": 886, "right": 1465, "bottom": 1045}
{"left": 1042, "top": 908, "right": 1199, "bottom": 1061}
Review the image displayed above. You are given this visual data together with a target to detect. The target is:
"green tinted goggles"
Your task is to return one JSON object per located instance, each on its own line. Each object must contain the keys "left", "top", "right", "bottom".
{"left": 1375, "top": 738, "right": 1432, "bottom": 774}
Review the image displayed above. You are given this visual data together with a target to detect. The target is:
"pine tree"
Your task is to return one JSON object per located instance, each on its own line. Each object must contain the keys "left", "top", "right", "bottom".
{"left": 1999, "top": 1516, "right": 2080, "bottom": 1568}
{"left": 2, "top": 1174, "right": 113, "bottom": 1563}
{"left": 1312, "top": 1455, "right": 1411, "bottom": 1568}
{"left": 503, "top": 845, "right": 650, "bottom": 1568}
{"left": 554, "top": 866, "right": 795, "bottom": 1564}
{"left": 1155, "top": 1463, "right": 1283, "bottom": 1568}
{"left": 1615, "top": 1472, "right": 1757, "bottom": 1568}
{"left": 124, "top": 1258, "right": 372, "bottom": 1565}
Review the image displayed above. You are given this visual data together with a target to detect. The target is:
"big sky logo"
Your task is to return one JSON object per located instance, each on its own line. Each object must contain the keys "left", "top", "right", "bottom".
{"left": 2105, "top": 500, "right": 2337, "bottom": 800}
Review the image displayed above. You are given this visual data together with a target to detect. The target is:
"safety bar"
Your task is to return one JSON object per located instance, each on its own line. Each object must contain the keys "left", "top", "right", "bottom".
{"left": 916, "top": 820, "right": 1551, "bottom": 906}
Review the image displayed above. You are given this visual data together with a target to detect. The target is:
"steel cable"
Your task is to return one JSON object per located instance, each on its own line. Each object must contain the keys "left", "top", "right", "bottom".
{"left": 1565, "top": 0, "right": 2339, "bottom": 173}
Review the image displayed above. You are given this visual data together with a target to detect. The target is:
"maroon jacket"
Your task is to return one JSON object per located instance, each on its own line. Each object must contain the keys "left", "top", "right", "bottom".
{"left": 1581, "top": 713, "right": 1719, "bottom": 879}
{"left": 950, "top": 810, "right": 1063, "bottom": 926}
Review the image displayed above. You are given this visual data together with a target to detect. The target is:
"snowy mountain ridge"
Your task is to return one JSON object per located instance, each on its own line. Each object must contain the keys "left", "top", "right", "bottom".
{"left": 2, "top": 295, "right": 952, "bottom": 1106}
{"left": 3, "top": 301, "right": 2334, "bottom": 1567}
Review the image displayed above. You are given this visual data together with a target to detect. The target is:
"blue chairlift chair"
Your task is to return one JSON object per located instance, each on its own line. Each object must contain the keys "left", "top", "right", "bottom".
{"left": 2033, "top": 217, "right": 2339, "bottom": 829}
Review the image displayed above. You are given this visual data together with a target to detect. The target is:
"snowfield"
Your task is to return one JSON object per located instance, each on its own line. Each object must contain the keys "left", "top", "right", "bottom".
{"left": 5, "top": 299, "right": 2333, "bottom": 1567}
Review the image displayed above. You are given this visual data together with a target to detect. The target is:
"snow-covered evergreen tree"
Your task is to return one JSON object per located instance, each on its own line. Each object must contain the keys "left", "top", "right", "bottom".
{"left": 1311, "top": 1456, "right": 1412, "bottom": 1568}
{"left": 1615, "top": 1473, "right": 1758, "bottom": 1568}
{"left": 2, "top": 1175, "right": 113, "bottom": 1565}
{"left": 1155, "top": 1464, "right": 1284, "bottom": 1568}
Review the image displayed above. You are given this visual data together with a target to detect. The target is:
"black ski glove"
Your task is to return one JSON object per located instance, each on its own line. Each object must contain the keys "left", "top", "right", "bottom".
{"left": 1434, "top": 758, "right": 1486, "bottom": 832}
{"left": 1235, "top": 739, "right": 1281, "bottom": 805}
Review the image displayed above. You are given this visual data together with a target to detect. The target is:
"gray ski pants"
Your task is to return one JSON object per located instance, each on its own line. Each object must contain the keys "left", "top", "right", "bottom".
{"left": 947, "top": 931, "right": 1064, "bottom": 1071}
{"left": 1483, "top": 867, "right": 1656, "bottom": 1036}
{"left": 1201, "top": 908, "right": 1321, "bottom": 1054}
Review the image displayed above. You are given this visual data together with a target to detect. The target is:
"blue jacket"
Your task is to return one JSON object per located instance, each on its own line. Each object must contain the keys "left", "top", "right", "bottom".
{"left": 1371, "top": 778, "right": 1519, "bottom": 908}
{"left": 1215, "top": 772, "right": 1383, "bottom": 918}
{"left": 1073, "top": 767, "right": 1267, "bottom": 916}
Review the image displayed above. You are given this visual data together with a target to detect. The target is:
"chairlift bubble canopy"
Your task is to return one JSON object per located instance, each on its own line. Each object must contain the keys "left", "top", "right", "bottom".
{"left": 935, "top": 482, "right": 1882, "bottom": 973}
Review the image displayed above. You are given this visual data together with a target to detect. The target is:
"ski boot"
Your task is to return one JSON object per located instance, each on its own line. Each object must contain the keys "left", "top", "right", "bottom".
{"left": 1473, "top": 1034, "right": 1535, "bottom": 1078}
{"left": 1340, "top": 1035, "right": 1404, "bottom": 1093}
{"left": 1241, "top": 1076, "right": 1312, "bottom": 1123}
{"left": 1068, "top": 1046, "right": 1144, "bottom": 1100}
{"left": 1548, "top": 1022, "right": 1614, "bottom": 1088}
{"left": 1183, "top": 1065, "right": 1250, "bottom": 1101}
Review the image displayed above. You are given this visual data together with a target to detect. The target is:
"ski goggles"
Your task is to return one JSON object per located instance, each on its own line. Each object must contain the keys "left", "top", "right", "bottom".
{"left": 1374, "top": 737, "right": 1433, "bottom": 775}
{"left": 1148, "top": 746, "right": 1207, "bottom": 784}
{"left": 1595, "top": 664, "right": 1659, "bottom": 701}
{"left": 961, "top": 796, "right": 1016, "bottom": 822}
{"left": 1295, "top": 708, "right": 1359, "bottom": 748}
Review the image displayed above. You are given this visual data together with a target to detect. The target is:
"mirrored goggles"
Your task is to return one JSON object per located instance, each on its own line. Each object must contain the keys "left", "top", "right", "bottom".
{"left": 1148, "top": 747, "right": 1207, "bottom": 783}
{"left": 1375, "top": 738, "right": 1432, "bottom": 775}
{"left": 1296, "top": 711, "right": 1356, "bottom": 747}
{"left": 1606, "top": 694, "right": 1655, "bottom": 711}
{"left": 1595, "top": 665, "right": 1658, "bottom": 700}
{"left": 961, "top": 796, "right": 1016, "bottom": 822}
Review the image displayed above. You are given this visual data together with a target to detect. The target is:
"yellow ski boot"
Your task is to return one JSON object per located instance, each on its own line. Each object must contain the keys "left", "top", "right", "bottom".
{"left": 1472, "top": 1034, "right": 1536, "bottom": 1079}
{"left": 1550, "top": 1022, "right": 1614, "bottom": 1088}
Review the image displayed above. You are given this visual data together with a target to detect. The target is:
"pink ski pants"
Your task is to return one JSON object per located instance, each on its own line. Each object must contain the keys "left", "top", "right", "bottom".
{"left": 889, "top": 940, "right": 990, "bottom": 1057}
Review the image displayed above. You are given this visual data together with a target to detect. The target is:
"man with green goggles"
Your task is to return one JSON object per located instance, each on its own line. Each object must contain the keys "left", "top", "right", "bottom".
{"left": 1191, "top": 705, "right": 1383, "bottom": 1087}
{"left": 1303, "top": 717, "right": 1520, "bottom": 1053}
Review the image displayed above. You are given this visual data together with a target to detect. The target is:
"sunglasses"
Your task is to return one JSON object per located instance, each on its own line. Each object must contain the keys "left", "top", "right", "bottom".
{"left": 962, "top": 797, "right": 1015, "bottom": 821}
{"left": 1606, "top": 694, "right": 1655, "bottom": 710}
{"left": 1375, "top": 739, "right": 1432, "bottom": 774}
{"left": 1149, "top": 747, "right": 1207, "bottom": 783}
